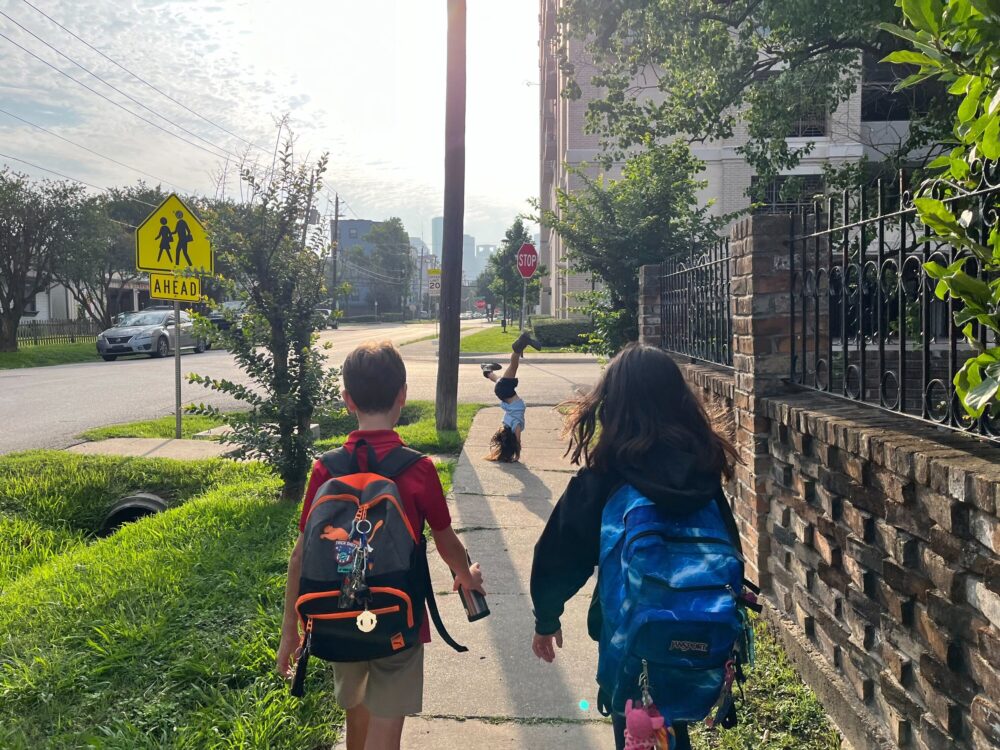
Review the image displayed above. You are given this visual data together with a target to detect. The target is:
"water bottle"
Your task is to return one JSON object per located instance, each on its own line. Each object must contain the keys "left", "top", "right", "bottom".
{"left": 453, "top": 551, "right": 490, "bottom": 622}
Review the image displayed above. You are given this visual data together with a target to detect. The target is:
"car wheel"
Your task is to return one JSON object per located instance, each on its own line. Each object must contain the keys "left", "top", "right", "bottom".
{"left": 194, "top": 340, "right": 206, "bottom": 354}
{"left": 152, "top": 336, "right": 169, "bottom": 358}
{"left": 101, "top": 355, "right": 117, "bottom": 362}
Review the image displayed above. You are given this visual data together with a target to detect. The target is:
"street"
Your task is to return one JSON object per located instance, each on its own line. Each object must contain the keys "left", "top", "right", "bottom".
{"left": 0, "top": 322, "right": 600, "bottom": 455}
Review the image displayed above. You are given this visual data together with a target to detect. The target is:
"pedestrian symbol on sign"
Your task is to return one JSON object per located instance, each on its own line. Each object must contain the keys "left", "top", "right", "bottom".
{"left": 135, "top": 194, "right": 213, "bottom": 274}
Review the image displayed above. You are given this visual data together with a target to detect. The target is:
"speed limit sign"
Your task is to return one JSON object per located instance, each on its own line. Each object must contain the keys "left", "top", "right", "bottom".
{"left": 427, "top": 268, "right": 442, "bottom": 298}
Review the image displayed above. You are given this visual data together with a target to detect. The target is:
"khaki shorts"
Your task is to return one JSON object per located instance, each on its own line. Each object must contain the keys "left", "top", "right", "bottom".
{"left": 332, "top": 644, "right": 424, "bottom": 718}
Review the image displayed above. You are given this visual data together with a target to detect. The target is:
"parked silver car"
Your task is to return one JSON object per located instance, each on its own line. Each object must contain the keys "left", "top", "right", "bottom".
{"left": 96, "top": 310, "right": 205, "bottom": 361}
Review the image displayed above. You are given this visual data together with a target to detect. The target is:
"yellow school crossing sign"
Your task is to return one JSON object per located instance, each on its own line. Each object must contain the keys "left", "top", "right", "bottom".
{"left": 135, "top": 194, "right": 213, "bottom": 275}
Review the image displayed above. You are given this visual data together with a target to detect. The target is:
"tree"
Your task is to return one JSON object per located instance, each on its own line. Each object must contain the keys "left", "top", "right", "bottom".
{"left": 558, "top": 0, "right": 950, "bottom": 188}
{"left": 188, "top": 141, "right": 339, "bottom": 501}
{"left": 0, "top": 171, "right": 85, "bottom": 352}
{"left": 885, "top": 0, "right": 1000, "bottom": 420}
{"left": 475, "top": 267, "right": 498, "bottom": 319}
{"left": 366, "top": 217, "right": 413, "bottom": 313}
{"left": 542, "top": 142, "right": 724, "bottom": 354}
{"left": 52, "top": 185, "right": 167, "bottom": 329}
{"left": 487, "top": 218, "right": 545, "bottom": 326}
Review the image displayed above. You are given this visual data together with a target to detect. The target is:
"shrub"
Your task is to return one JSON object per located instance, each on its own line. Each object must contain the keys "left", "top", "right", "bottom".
{"left": 532, "top": 318, "right": 593, "bottom": 347}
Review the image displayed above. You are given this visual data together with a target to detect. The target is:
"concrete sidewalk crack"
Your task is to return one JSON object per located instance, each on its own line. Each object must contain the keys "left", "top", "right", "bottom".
{"left": 415, "top": 713, "right": 610, "bottom": 726}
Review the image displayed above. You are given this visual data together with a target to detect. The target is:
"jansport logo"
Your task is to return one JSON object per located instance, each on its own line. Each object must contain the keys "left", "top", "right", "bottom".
{"left": 669, "top": 639, "right": 709, "bottom": 653}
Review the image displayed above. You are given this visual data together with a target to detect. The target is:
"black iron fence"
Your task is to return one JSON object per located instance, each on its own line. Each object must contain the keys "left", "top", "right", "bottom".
{"left": 17, "top": 318, "right": 103, "bottom": 346}
{"left": 660, "top": 240, "right": 733, "bottom": 368}
{"left": 789, "top": 172, "right": 1000, "bottom": 442}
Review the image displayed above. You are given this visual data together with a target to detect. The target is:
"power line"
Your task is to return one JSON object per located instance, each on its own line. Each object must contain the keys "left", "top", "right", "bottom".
{"left": 0, "top": 150, "right": 159, "bottom": 217}
{"left": 18, "top": 0, "right": 269, "bottom": 154}
{"left": 0, "top": 10, "right": 241, "bottom": 161}
{"left": 0, "top": 31, "right": 229, "bottom": 161}
{"left": 0, "top": 107, "right": 195, "bottom": 193}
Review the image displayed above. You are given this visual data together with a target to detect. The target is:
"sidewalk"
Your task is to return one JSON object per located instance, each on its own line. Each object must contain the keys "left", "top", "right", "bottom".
{"left": 66, "top": 438, "right": 231, "bottom": 459}
{"left": 344, "top": 406, "right": 611, "bottom": 747}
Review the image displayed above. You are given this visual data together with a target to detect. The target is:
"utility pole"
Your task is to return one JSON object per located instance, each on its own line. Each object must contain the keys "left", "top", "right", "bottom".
{"left": 331, "top": 194, "right": 340, "bottom": 311}
{"left": 436, "top": 0, "right": 466, "bottom": 431}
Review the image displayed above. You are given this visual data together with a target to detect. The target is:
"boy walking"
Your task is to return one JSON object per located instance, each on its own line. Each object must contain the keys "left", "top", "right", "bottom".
{"left": 278, "top": 341, "right": 485, "bottom": 750}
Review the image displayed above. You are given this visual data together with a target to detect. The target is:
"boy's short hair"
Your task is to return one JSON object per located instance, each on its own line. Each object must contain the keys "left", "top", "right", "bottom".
{"left": 343, "top": 341, "right": 406, "bottom": 413}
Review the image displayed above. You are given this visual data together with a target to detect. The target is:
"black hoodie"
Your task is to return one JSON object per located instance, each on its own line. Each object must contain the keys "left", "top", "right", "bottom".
{"left": 529, "top": 443, "right": 735, "bottom": 637}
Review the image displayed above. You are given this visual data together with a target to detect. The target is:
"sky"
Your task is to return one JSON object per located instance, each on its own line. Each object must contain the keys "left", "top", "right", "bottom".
{"left": 0, "top": 0, "right": 540, "bottom": 246}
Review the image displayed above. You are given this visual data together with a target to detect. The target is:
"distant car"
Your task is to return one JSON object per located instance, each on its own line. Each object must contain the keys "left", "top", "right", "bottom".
{"left": 314, "top": 308, "right": 338, "bottom": 329}
{"left": 96, "top": 310, "right": 205, "bottom": 361}
{"left": 207, "top": 300, "right": 247, "bottom": 331}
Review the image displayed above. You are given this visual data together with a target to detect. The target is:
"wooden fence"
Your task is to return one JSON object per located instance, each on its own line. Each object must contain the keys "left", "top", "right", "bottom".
{"left": 17, "top": 319, "right": 103, "bottom": 346}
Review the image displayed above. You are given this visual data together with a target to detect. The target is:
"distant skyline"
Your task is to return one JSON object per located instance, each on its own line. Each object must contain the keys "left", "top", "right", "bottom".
{"left": 0, "top": 0, "right": 540, "bottom": 245}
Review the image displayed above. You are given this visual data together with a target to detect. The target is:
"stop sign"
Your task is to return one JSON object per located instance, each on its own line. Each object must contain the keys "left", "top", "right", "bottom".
{"left": 475, "top": 299, "right": 486, "bottom": 310}
{"left": 516, "top": 243, "right": 539, "bottom": 279}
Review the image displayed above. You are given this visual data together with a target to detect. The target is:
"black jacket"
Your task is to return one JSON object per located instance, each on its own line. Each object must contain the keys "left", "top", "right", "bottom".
{"left": 529, "top": 444, "right": 734, "bottom": 637}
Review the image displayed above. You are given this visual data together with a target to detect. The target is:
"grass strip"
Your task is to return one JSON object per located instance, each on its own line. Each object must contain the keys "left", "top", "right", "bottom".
{"left": 459, "top": 326, "right": 560, "bottom": 354}
{"left": 0, "top": 478, "right": 343, "bottom": 749}
{"left": 0, "top": 342, "right": 101, "bottom": 370}
{"left": 79, "top": 414, "right": 228, "bottom": 441}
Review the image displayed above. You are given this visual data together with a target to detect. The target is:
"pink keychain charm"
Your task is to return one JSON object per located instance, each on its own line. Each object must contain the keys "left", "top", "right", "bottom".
{"left": 624, "top": 660, "right": 675, "bottom": 750}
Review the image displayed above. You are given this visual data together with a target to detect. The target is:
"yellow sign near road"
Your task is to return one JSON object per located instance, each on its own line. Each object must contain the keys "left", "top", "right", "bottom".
{"left": 136, "top": 194, "right": 213, "bottom": 274}
{"left": 149, "top": 273, "right": 202, "bottom": 302}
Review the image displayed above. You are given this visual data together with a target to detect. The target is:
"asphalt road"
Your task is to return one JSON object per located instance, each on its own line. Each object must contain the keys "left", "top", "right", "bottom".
{"left": 0, "top": 322, "right": 601, "bottom": 455}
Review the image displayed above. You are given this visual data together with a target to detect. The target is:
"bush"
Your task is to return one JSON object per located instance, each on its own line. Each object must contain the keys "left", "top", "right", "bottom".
{"left": 0, "top": 477, "right": 344, "bottom": 749}
{"left": 527, "top": 314, "right": 554, "bottom": 327}
{"left": 532, "top": 318, "right": 593, "bottom": 347}
{"left": 0, "top": 451, "right": 268, "bottom": 534}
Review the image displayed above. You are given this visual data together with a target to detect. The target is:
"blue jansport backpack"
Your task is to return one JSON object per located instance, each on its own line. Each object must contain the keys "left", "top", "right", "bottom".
{"left": 596, "top": 483, "right": 759, "bottom": 726}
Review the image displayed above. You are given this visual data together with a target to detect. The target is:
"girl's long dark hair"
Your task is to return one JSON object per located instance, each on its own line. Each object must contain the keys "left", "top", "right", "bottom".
{"left": 564, "top": 343, "right": 736, "bottom": 478}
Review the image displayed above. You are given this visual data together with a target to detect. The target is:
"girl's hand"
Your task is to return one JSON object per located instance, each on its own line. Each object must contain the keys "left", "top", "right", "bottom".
{"left": 532, "top": 630, "right": 563, "bottom": 663}
{"left": 453, "top": 561, "right": 486, "bottom": 595}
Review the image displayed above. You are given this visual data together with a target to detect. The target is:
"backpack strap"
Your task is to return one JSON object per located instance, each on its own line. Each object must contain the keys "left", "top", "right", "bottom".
{"left": 418, "top": 538, "right": 469, "bottom": 653}
{"left": 319, "top": 441, "right": 424, "bottom": 478}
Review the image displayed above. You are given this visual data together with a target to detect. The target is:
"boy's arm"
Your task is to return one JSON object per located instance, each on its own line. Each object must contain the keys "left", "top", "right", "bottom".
{"left": 276, "top": 534, "right": 304, "bottom": 678}
{"left": 432, "top": 525, "right": 486, "bottom": 594}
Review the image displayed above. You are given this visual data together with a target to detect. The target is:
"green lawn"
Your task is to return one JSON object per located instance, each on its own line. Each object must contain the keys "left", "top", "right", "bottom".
{"left": 0, "top": 341, "right": 101, "bottom": 369}
{"left": 459, "top": 326, "right": 557, "bottom": 354}
{"left": 315, "top": 401, "right": 485, "bottom": 456}
{"left": 80, "top": 414, "right": 228, "bottom": 441}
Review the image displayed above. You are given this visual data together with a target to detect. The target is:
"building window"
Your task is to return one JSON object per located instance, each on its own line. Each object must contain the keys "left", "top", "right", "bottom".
{"left": 349, "top": 228, "right": 358, "bottom": 239}
{"left": 861, "top": 52, "right": 944, "bottom": 122}
{"left": 788, "top": 104, "right": 827, "bottom": 137}
{"left": 23, "top": 286, "right": 38, "bottom": 316}
{"left": 752, "top": 175, "right": 825, "bottom": 215}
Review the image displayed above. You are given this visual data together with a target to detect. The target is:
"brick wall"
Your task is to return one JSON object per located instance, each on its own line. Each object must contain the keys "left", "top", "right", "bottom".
{"left": 638, "top": 214, "right": 1000, "bottom": 750}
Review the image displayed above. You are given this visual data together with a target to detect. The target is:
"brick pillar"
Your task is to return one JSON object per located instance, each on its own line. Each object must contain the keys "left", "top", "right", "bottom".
{"left": 729, "top": 214, "right": 792, "bottom": 590}
{"left": 638, "top": 264, "right": 661, "bottom": 347}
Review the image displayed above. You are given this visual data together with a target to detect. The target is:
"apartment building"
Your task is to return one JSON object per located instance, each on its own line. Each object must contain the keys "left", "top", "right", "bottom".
{"left": 539, "top": 0, "right": 921, "bottom": 318}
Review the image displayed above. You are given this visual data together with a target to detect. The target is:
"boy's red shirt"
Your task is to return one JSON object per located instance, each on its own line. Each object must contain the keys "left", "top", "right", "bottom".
{"left": 298, "top": 429, "right": 452, "bottom": 644}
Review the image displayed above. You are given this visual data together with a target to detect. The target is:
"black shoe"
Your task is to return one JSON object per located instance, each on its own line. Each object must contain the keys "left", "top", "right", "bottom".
{"left": 513, "top": 331, "right": 542, "bottom": 354}
{"left": 481, "top": 362, "right": 502, "bottom": 378}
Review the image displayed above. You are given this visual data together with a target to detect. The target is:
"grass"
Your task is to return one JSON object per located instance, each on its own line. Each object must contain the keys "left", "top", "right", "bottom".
{"left": 0, "top": 341, "right": 101, "bottom": 369}
{"left": 689, "top": 616, "right": 841, "bottom": 750}
{"left": 79, "top": 414, "right": 228, "bottom": 441}
{"left": 0, "top": 452, "right": 270, "bottom": 590}
{"left": 315, "top": 401, "right": 485, "bottom": 456}
{"left": 459, "top": 326, "right": 559, "bottom": 353}
{"left": 0, "top": 477, "right": 343, "bottom": 749}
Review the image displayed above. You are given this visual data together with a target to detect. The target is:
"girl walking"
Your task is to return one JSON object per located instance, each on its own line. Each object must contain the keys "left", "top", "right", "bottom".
{"left": 529, "top": 343, "right": 741, "bottom": 750}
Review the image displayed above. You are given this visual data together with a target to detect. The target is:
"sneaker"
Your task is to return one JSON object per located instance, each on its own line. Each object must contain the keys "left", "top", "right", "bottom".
{"left": 481, "top": 362, "right": 502, "bottom": 378}
{"left": 512, "top": 331, "right": 542, "bottom": 354}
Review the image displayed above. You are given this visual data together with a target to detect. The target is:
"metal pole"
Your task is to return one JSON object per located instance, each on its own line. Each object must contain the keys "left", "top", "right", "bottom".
{"left": 519, "top": 278, "right": 526, "bottom": 330}
{"left": 332, "top": 194, "right": 340, "bottom": 311}
{"left": 174, "top": 300, "right": 182, "bottom": 439}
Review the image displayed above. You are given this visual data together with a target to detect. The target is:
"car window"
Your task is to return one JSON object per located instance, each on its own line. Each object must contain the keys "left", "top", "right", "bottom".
{"left": 119, "top": 312, "right": 169, "bottom": 327}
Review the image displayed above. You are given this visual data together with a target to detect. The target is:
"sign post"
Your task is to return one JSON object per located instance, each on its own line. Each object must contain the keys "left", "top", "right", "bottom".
{"left": 136, "top": 193, "right": 213, "bottom": 439}
{"left": 428, "top": 268, "right": 442, "bottom": 339}
{"left": 516, "top": 242, "right": 539, "bottom": 331}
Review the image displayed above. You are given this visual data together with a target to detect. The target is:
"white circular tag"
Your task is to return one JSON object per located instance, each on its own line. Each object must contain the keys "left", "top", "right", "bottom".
{"left": 356, "top": 610, "right": 378, "bottom": 633}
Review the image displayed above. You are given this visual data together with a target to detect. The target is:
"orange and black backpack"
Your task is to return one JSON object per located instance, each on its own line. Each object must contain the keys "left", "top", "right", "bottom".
{"left": 290, "top": 440, "right": 466, "bottom": 696}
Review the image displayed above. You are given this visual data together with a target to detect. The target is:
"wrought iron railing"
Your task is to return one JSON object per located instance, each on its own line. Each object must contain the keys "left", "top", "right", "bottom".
{"left": 660, "top": 240, "right": 733, "bottom": 368}
{"left": 789, "top": 172, "right": 1000, "bottom": 442}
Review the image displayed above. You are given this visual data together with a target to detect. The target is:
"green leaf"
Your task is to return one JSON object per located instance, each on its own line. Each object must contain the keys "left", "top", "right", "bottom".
{"left": 959, "top": 79, "right": 985, "bottom": 123}
{"left": 927, "top": 153, "right": 952, "bottom": 170}
{"left": 882, "top": 50, "right": 942, "bottom": 67}
{"left": 902, "top": 0, "right": 942, "bottom": 33}
{"left": 949, "top": 75, "right": 975, "bottom": 94}
{"left": 982, "top": 115, "right": 1000, "bottom": 159}
{"left": 965, "top": 376, "right": 999, "bottom": 414}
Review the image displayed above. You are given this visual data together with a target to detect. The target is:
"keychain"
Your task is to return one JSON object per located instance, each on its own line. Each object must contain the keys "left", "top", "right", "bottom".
{"left": 624, "top": 660, "right": 674, "bottom": 750}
